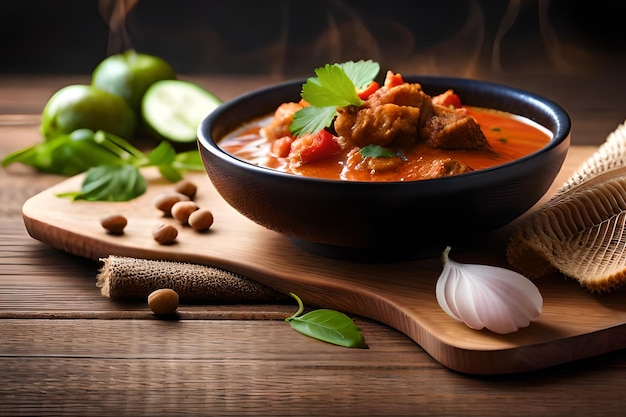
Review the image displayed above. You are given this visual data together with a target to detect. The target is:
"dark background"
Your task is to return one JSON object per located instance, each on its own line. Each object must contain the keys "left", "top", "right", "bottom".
{"left": 2, "top": 0, "right": 624, "bottom": 77}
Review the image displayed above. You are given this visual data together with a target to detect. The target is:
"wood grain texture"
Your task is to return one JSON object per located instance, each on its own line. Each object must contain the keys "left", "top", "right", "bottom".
{"left": 20, "top": 146, "right": 626, "bottom": 374}
{"left": 4, "top": 214, "right": 626, "bottom": 417}
{"left": 2, "top": 319, "right": 624, "bottom": 417}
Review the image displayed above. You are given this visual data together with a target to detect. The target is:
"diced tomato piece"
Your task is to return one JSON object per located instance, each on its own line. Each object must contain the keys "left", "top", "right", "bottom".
{"left": 383, "top": 71, "right": 404, "bottom": 89}
{"left": 271, "top": 135, "right": 295, "bottom": 158}
{"left": 298, "top": 129, "right": 341, "bottom": 163}
{"left": 432, "top": 89, "right": 462, "bottom": 108}
{"left": 357, "top": 81, "right": 379, "bottom": 100}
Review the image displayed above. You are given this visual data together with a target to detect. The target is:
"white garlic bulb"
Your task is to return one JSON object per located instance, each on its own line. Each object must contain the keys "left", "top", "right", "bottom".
{"left": 436, "top": 246, "right": 543, "bottom": 334}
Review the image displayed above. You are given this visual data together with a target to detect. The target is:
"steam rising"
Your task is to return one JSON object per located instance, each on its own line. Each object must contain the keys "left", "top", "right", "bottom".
{"left": 99, "top": 0, "right": 138, "bottom": 55}
{"left": 96, "top": 0, "right": 619, "bottom": 77}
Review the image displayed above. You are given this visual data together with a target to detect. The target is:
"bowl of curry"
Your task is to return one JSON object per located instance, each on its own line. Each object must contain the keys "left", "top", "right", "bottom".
{"left": 198, "top": 63, "right": 570, "bottom": 261}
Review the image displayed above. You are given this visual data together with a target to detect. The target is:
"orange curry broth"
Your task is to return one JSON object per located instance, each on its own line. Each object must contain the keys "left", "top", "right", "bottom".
{"left": 219, "top": 106, "right": 552, "bottom": 182}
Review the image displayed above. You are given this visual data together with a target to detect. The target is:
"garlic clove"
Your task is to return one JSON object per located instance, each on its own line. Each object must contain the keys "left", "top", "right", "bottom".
{"left": 452, "top": 270, "right": 484, "bottom": 330}
{"left": 437, "top": 264, "right": 462, "bottom": 320}
{"left": 436, "top": 246, "right": 543, "bottom": 334}
{"left": 487, "top": 271, "right": 543, "bottom": 319}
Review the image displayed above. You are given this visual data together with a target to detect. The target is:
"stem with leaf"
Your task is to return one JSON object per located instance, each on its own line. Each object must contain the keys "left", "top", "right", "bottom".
{"left": 285, "top": 293, "right": 368, "bottom": 349}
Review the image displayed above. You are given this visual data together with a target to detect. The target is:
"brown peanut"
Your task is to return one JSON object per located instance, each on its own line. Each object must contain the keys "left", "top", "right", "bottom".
{"left": 171, "top": 200, "right": 199, "bottom": 224}
{"left": 174, "top": 179, "right": 198, "bottom": 199}
{"left": 100, "top": 214, "right": 127, "bottom": 234}
{"left": 148, "top": 288, "right": 179, "bottom": 315}
{"left": 188, "top": 208, "right": 214, "bottom": 232}
{"left": 153, "top": 192, "right": 190, "bottom": 216}
{"left": 152, "top": 223, "right": 178, "bottom": 245}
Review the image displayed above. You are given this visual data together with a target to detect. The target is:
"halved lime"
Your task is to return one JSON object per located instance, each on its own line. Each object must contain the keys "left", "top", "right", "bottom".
{"left": 141, "top": 79, "right": 221, "bottom": 143}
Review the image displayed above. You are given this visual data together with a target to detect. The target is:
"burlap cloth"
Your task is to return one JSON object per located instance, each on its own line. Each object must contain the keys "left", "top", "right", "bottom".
{"left": 97, "top": 255, "right": 288, "bottom": 303}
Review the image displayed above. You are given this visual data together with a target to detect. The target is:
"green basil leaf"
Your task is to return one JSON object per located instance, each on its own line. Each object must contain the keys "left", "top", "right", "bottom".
{"left": 173, "top": 150, "right": 204, "bottom": 171}
{"left": 2, "top": 129, "right": 122, "bottom": 176}
{"left": 60, "top": 165, "right": 146, "bottom": 202}
{"left": 57, "top": 129, "right": 123, "bottom": 169}
{"left": 157, "top": 164, "right": 183, "bottom": 183}
{"left": 93, "top": 130, "right": 146, "bottom": 163}
{"left": 285, "top": 293, "right": 368, "bottom": 349}
{"left": 1, "top": 143, "right": 42, "bottom": 168}
{"left": 148, "top": 141, "right": 177, "bottom": 166}
{"left": 288, "top": 310, "right": 368, "bottom": 348}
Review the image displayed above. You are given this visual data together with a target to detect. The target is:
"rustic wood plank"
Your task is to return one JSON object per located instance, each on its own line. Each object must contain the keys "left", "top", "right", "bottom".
{"left": 0, "top": 319, "right": 625, "bottom": 417}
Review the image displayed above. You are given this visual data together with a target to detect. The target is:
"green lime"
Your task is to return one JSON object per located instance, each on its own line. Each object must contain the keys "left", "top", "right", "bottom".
{"left": 91, "top": 49, "right": 177, "bottom": 114}
{"left": 40, "top": 84, "right": 136, "bottom": 141}
{"left": 141, "top": 79, "right": 222, "bottom": 143}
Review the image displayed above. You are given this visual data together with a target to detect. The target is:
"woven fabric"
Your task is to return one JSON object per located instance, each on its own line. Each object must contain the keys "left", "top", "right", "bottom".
{"left": 97, "top": 255, "right": 288, "bottom": 303}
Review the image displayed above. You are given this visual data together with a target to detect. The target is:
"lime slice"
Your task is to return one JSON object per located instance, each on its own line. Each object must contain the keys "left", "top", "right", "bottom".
{"left": 141, "top": 79, "right": 221, "bottom": 142}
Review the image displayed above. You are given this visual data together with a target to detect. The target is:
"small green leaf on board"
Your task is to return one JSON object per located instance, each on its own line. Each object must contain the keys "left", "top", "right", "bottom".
{"left": 285, "top": 292, "right": 368, "bottom": 348}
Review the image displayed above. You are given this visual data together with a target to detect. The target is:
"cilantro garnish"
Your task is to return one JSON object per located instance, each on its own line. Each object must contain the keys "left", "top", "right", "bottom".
{"left": 289, "top": 105, "right": 337, "bottom": 138}
{"left": 290, "top": 60, "right": 380, "bottom": 137}
{"left": 360, "top": 144, "right": 396, "bottom": 158}
{"left": 340, "top": 60, "right": 381, "bottom": 90}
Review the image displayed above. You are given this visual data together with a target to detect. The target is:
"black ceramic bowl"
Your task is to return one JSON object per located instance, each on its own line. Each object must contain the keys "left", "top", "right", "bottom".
{"left": 197, "top": 76, "right": 570, "bottom": 261}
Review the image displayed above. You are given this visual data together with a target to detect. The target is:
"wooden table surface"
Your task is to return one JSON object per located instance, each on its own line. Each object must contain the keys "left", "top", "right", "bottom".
{"left": 2, "top": 72, "right": 626, "bottom": 417}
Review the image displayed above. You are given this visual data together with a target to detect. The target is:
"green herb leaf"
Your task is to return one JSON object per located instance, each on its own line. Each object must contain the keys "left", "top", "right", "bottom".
{"left": 339, "top": 60, "right": 380, "bottom": 89}
{"left": 92, "top": 130, "right": 147, "bottom": 165}
{"left": 58, "top": 165, "right": 146, "bottom": 202}
{"left": 4, "top": 127, "right": 206, "bottom": 202}
{"left": 285, "top": 293, "right": 368, "bottom": 349}
{"left": 290, "top": 106, "right": 337, "bottom": 137}
{"left": 1, "top": 129, "right": 121, "bottom": 175}
{"left": 290, "top": 60, "right": 380, "bottom": 137}
{"left": 147, "top": 141, "right": 177, "bottom": 165}
{"left": 173, "top": 150, "right": 204, "bottom": 171}
{"left": 157, "top": 164, "right": 183, "bottom": 183}
{"left": 360, "top": 144, "right": 396, "bottom": 158}
{"left": 303, "top": 64, "right": 363, "bottom": 108}
{"left": 58, "top": 129, "right": 127, "bottom": 170}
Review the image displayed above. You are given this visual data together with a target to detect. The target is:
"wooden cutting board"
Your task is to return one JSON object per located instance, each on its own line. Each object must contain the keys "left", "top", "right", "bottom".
{"left": 21, "top": 146, "right": 626, "bottom": 375}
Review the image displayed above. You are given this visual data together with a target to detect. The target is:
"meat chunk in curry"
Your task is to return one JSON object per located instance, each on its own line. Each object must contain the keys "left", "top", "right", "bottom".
{"left": 421, "top": 106, "right": 489, "bottom": 150}
{"left": 262, "top": 102, "right": 303, "bottom": 142}
{"left": 334, "top": 71, "right": 487, "bottom": 151}
{"left": 334, "top": 103, "right": 421, "bottom": 147}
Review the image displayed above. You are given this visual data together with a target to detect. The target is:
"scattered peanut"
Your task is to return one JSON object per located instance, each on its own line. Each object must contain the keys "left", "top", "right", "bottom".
{"left": 174, "top": 179, "right": 198, "bottom": 199}
{"left": 153, "top": 192, "right": 190, "bottom": 216}
{"left": 152, "top": 223, "right": 178, "bottom": 245}
{"left": 171, "top": 200, "right": 199, "bottom": 224}
{"left": 97, "top": 179, "right": 215, "bottom": 244}
{"left": 148, "top": 288, "right": 179, "bottom": 315}
{"left": 188, "top": 208, "right": 214, "bottom": 232}
{"left": 100, "top": 214, "right": 127, "bottom": 235}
